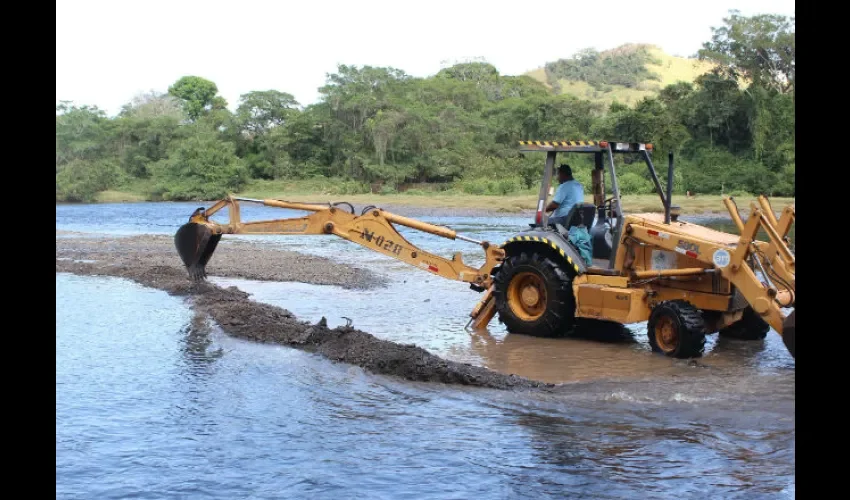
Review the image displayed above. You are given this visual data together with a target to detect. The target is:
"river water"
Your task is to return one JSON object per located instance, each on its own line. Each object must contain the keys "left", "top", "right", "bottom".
{"left": 56, "top": 202, "right": 795, "bottom": 498}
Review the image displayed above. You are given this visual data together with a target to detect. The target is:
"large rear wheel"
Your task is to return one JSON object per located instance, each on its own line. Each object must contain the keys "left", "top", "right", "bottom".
{"left": 647, "top": 301, "right": 706, "bottom": 358}
{"left": 493, "top": 251, "right": 575, "bottom": 337}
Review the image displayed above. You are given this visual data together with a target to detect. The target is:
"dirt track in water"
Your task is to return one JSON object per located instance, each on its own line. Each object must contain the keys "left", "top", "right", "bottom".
{"left": 57, "top": 233, "right": 384, "bottom": 289}
{"left": 56, "top": 234, "right": 551, "bottom": 390}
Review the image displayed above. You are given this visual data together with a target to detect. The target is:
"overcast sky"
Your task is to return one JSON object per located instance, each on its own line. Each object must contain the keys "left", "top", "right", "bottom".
{"left": 56, "top": 0, "right": 794, "bottom": 116}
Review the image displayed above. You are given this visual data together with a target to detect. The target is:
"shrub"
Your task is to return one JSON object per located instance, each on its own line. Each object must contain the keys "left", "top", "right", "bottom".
{"left": 151, "top": 129, "right": 248, "bottom": 200}
{"left": 455, "top": 176, "right": 525, "bottom": 195}
{"left": 56, "top": 159, "right": 123, "bottom": 202}
{"left": 616, "top": 172, "right": 655, "bottom": 195}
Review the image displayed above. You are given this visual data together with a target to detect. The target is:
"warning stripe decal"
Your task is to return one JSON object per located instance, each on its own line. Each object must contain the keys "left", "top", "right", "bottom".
{"left": 501, "top": 235, "right": 581, "bottom": 274}
{"left": 673, "top": 247, "right": 698, "bottom": 259}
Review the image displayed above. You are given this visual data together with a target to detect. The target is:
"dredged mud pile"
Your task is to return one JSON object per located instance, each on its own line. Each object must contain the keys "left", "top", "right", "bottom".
{"left": 57, "top": 233, "right": 385, "bottom": 289}
{"left": 56, "top": 234, "right": 550, "bottom": 390}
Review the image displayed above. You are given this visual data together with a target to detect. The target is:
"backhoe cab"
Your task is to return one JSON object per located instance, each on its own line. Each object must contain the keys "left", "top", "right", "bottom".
{"left": 174, "top": 139, "right": 795, "bottom": 360}
{"left": 475, "top": 140, "right": 795, "bottom": 359}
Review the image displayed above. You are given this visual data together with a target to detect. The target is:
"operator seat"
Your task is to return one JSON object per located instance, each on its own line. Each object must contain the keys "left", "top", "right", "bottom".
{"left": 549, "top": 203, "right": 596, "bottom": 235}
{"left": 549, "top": 202, "right": 619, "bottom": 275}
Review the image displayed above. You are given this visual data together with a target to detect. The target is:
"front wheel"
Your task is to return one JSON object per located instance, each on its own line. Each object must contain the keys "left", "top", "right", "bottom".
{"left": 493, "top": 251, "right": 576, "bottom": 337}
{"left": 647, "top": 301, "right": 707, "bottom": 358}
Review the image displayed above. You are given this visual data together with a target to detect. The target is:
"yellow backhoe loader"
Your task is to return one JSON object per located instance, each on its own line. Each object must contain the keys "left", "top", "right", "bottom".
{"left": 175, "top": 140, "right": 795, "bottom": 359}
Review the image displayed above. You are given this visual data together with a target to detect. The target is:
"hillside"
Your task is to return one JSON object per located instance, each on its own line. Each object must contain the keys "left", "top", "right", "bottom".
{"left": 526, "top": 44, "right": 715, "bottom": 107}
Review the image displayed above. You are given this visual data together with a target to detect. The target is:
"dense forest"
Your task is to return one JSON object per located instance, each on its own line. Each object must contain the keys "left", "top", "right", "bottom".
{"left": 56, "top": 11, "right": 794, "bottom": 202}
{"left": 544, "top": 45, "right": 662, "bottom": 92}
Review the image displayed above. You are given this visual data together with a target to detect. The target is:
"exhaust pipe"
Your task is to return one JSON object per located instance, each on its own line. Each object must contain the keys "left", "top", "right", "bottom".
{"left": 175, "top": 222, "right": 221, "bottom": 281}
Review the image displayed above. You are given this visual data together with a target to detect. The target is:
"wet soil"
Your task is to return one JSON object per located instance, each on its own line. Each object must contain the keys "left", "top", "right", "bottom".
{"left": 57, "top": 233, "right": 385, "bottom": 290}
{"left": 56, "top": 235, "right": 550, "bottom": 391}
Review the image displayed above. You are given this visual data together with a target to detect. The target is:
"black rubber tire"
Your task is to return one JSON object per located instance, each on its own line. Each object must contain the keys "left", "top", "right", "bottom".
{"left": 647, "top": 300, "right": 707, "bottom": 358}
{"left": 493, "top": 251, "right": 576, "bottom": 337}
{"left": 718, "top": 307, "right": 770, "bottom": 340}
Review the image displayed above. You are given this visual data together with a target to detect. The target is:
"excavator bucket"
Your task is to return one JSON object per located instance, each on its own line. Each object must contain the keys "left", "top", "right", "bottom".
{"left": 782, "top": 309, "right": 795, "bottom": 358}
{"left": 175, "top": 222, "right": 221, "bottom": 280}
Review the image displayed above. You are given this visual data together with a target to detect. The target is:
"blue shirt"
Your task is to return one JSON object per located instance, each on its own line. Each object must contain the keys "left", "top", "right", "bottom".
{"left": 552, "top": 180, "right": 584, "bottom": 218}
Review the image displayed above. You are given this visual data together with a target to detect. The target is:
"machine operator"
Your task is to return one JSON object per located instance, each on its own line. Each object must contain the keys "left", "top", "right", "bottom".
{"left": 545, "top": 164, "right": 585, "bottom": 226}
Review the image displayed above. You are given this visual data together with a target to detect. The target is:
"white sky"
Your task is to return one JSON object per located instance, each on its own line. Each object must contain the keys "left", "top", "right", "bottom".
{"left": 56, "top": 0, "right": 794, "bottom": 116}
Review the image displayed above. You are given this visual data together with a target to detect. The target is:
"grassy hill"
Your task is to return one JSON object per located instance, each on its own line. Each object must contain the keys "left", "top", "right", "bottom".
{"left": 526, "top": 44, "right": 715, "bottom": 107}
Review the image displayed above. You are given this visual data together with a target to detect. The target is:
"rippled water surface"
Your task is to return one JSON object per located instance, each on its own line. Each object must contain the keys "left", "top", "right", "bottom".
{"left": 56, "top": 202, "right": 795, "bottom": 498}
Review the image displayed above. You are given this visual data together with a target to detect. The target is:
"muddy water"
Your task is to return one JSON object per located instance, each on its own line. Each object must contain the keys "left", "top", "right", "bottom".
{"left": 208, "top": 273, "right": 794, "bottom": 385}
{"left": 56, "top": 202, "right": 795, "bottom": 498}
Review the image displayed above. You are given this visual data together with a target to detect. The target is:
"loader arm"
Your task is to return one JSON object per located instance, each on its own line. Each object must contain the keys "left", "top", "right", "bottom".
{"left": 622, "top": 198, "right": 795, "bottom": 339}
{"left": 176, "top": 196, "right": 505, "bottom": 289}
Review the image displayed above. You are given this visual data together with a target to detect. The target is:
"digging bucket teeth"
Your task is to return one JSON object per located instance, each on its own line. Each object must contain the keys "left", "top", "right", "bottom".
{"left": 175, "top": 222, "right": 221, "bottom": 281}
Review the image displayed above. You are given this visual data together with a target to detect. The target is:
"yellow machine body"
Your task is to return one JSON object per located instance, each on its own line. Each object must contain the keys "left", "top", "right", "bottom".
{"left": 175, "top": 140, "right": 795, "bottom": 360}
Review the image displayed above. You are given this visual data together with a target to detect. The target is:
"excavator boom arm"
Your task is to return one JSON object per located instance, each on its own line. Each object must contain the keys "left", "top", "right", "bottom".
{"left": 177, "top": 196, "right": 504, "bottom": 288}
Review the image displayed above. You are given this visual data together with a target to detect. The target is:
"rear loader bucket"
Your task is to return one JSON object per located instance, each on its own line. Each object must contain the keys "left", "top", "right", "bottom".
{"left": 175, "top": 222, "right": 221, "bottom": 281}
{"left": 782, "top": 309, "right": 795, "bottom": 358}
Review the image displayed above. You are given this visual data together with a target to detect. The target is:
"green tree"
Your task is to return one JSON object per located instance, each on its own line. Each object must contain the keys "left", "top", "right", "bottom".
{"left": 119, "top": 91, "right": 185, "bottom": 119}
{"left": 152, "top": 126, "right": 247, "bottom": 200}
{"left": 168, "top": 76, "right": 224, "bottom": 121}
{"left": 699, "top": 11, "right": 795, "bottom": 95}
{"left": 56, "top": 159, "right": 123, "bottom": 202}
{"left": 56, "top": 102, "right": 112, "bottom": 170}
{"left": 592, "top": 97, "right": 689, "bottom": 155}
{"left": 114, "top": 114, "right": 184, "bottom": 177}
{"left": 545, "top": 44, "right": 660, "bottom": 90}
{"left": 679, "top": 73, "right": 750, "bottom": 150}
{"left": 236, "top": 90, "right": 300, "bottom": 135}
{"left": 436, "top": 61, "right": 502, "bottom": 100}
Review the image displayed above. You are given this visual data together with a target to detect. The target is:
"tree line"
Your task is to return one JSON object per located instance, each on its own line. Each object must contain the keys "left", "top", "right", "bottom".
{"left": 56, "top": 11, "right": 794, "bottom": 202}
{"left": 544, "top": 44, "right": 662, "bottom": 92}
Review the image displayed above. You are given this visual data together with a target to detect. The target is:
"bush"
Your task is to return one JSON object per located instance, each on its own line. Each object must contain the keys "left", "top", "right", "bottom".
{"left": 457, "top": 178, "right": 488, "bottom": 195}
{"left": 495, "top": 177, "right": 523, "bottom": 194}
{"left": 772, "top": 163, "right": 795, "bottom": 197}
{"left": 245, "top": 155, "right": 275, "bottom": 179}
{"left": 455, "top": 176, "right": 525, "bottom": 195}
{"left": 296, "top": 177, "right": 371, "bottom": 195}
{"left": 361, "top": 161, "right": 416, "bottom": 185}
{"left": 401, "top": 189, "right": 431, "bottom": 196}
{"left": 379, "top": 184, "right": 397, "bottom": 195}
{"left": 325, "top": 178, "right": 371, "bottom": 195}
{"left": 56, "top": 159, "right": 123, "bottom": 202}
{"left": 244, "top": 152, "right": 299, "bottom": 180}
{"left": 677, "top": 145, "right": 775, "bottom": 195}
{"left": 617, "top": 171, "right": 655, "bottom": 195}
{"left": 151, "top": 128, "right": 248, "bottom": 201}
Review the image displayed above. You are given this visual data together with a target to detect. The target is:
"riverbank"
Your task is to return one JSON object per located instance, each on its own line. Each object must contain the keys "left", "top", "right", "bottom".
{"left": 93, "top": 182, "right": 794, "bottom": 217}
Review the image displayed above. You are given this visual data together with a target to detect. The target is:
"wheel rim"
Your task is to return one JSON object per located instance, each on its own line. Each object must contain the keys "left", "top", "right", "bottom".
{"left": 506, "top": 271, "right": 548, "bottom": 321}
{"left": 654, "top": 316, "right": 678, "bottom": 353}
